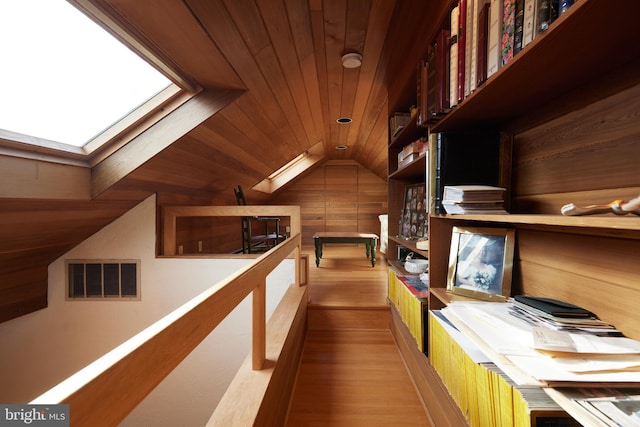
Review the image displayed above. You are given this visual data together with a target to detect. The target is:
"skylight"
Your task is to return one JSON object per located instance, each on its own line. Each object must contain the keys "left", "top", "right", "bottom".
{"left": 0, "top": 0, "right": 171, "bottom": 147}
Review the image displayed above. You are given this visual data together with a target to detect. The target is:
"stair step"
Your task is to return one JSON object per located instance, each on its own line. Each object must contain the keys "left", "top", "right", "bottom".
{"left": 307, "top": 305, "right": 390, "bottom": 330}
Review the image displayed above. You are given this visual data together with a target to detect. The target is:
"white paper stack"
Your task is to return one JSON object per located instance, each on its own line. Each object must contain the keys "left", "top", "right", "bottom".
{"left": 442, "top": 185, "right": 507, "bottom": 214}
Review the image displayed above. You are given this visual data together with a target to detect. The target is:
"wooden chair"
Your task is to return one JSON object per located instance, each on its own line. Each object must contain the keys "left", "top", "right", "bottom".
{"left": 233, "top": 185, "right": 286, "bottom": 253}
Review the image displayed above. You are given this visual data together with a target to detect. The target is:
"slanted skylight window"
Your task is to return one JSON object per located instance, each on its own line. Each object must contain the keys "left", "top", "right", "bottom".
{"left": 253, "top": 141, "right": 325, "bottom": 194}
{"left": 0, "top": 0, "right": 171, "bottom": 148}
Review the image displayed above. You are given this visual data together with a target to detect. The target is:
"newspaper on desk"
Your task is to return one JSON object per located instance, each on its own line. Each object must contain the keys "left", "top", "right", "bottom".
{"left": 441, "top": 301, "right": 640, "bottom": 387}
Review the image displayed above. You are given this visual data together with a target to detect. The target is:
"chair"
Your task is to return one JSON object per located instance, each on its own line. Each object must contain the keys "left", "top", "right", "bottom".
{"left": 233, "top": 185, "right": 286, "bottom": 253}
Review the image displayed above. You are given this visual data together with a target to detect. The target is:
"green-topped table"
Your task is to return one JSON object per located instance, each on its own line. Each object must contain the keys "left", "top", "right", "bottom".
{"left": 313, "top": 232, "right": 379, "bottom": 267}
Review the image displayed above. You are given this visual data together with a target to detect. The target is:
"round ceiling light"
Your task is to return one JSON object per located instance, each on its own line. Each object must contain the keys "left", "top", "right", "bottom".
{"left": 335, "top": 145, "right": 348, "bottom": 150}
{"left": 336, "top": 117, "right": 352, "bottom": 124}
{"left": 341, "top": 52, "right": 362, "bottom": 69}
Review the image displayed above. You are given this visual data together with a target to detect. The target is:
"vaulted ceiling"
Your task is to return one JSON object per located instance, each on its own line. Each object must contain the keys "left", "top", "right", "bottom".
{"left": 0, "top": 0, "right": 449, "bottom": 322}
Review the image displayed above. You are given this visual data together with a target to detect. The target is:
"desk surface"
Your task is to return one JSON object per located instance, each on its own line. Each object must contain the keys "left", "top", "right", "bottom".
{"left": 313, "top": 232, "right": 378, "bottom": 239}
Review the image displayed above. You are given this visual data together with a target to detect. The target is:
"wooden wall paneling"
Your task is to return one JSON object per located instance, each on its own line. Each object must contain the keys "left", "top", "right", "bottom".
{"left": 512, "top": 187, "right": 640, "bottom": 215}
{"left": 270, "top": 161, "right": 387, "bottom": 246}
{"left": 175, "top": 217, "right": 239, "bottom": 255}
{"left": 271, "top": 167, "right": 326, "bottom": 246}
{"left": 92, "top": 89, "right": 243, "bottom": 198}
{"left": 384, "top": 0, "right": 450, "bottom": 112}
{"left": 288, "top": 4, "right": 326, "bottom": 154}
{"left": 324, "top": 164, "right": 358, "bottom": 232}
{"left": 0, "top": 263, "right": 48, "bottom": 323}
{"left": 517, "top": 229, "right": 639, "bottom": 287}
{"left": 356, "top": 165, "right": 388, "bottom": 234}
{"left": 346, "top": 0, "right": 395, "bottom": 163}
{"left": 0, "top": 156, "right": 90, "bottom": 200}
{"left": 321, "top": 0, "right": 349, "bottom": 153}
{"left": 255, "top": 0, "right": 318, "bottom": 149}
{"left": 512, "top": 80, "right": 640, "bottom": 211}
{"left": 103, "top": 0, "right": 244, "bottom": 90}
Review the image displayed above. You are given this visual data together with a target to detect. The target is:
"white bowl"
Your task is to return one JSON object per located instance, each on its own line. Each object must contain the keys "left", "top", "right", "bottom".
{"left": 405, "top": 259, "right": 428, "bottom": 274}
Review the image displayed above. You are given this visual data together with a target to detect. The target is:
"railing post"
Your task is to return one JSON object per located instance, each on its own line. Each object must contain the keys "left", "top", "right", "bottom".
{"left": 252, "top": 279, "right": 266, "bottom": 370}
{"left": 163, "top": 208, "right": 177, "bottom": 256}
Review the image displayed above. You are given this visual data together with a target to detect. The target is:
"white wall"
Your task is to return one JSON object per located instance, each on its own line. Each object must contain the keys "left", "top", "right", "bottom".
{"left": 0, "top": 195, "right": 294, "bottom": 426}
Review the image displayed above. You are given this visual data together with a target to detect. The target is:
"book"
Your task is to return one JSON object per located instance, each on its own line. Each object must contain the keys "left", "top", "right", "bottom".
{"left": 487, "top": 0, "right": 503, "bottom": 78}
{"left": 513, "top": 0, "right": 525, "bottom": 55}
{"left": 464, "top": 0, "right": 475, "bottom": 97}
{"left": 430, "top": 310, "right": 576, "bottom": 426}
{"left": 449, "top": 5, "right": 459, "bottom": 108}
{"left": 435, "top": 28, "right": 451, "bottom": 116}
{"left": 513, "top": 295, "right": 595, "bottom": 319}
{"left": 433, "top": 132, "right": 503, "bottom": 214}
{"left": 416, "top": 59, "right": 429, "bottom": 127}
{"left": 522, "top": 0, "right": 536, "bottom": 48}
{"left": 457, "top": 0, "right": 467, "bottom": 103}
{"left": 397, "top": 275, "right": 428, "bottom": 298}
{"left": 390, "top": 112, "right": 411, "bottom": 136}
{"left": 501, "top": 0, "right": 516, "bottom": 66}
{"left": 536, "top": 0, "right": 559, "bottom": 35}
{"left": 427, "top": 29, "right": 451, "bottom": 120}
{"left": 476, "top": 1, "right": 490, "bottom": 87}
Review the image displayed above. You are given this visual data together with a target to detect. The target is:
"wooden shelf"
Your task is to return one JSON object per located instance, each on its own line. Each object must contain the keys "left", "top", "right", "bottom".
{"left": 429, "top": 288, "right": 479, "bottom": 306}
{"left": 389, "top": 236, "right": 429, "bottom": 259}
{"left": 388, "top": 153, "right": 426, "bottom": 180}
{"left": 389, "top": 115, "right": 423, "bottom": 149}
{"left": 435, "top": 213, "right": 640, "bottom": 235}
{"left": 432, "top": 0, "right": 640, "bottom": 132}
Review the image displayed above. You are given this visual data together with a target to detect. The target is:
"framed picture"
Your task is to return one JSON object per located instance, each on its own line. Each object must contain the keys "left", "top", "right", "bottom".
{"left": 401, "top": 183, "right": 427, "bottom": 239}
{"left": 446, "top": 226, "right": 515, "bottom": 302}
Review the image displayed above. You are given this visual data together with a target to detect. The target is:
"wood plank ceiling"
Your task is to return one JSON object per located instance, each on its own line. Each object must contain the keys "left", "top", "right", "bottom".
{"left": 99, "top": 0, "right": 397, "bottom": 201}
{"left": 0, "top": 0, "right": 449, "bottom": 322}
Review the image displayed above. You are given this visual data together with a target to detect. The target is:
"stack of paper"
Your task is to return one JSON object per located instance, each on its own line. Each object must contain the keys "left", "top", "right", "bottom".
{"left": 545, "top": 387, "right": 640, "bottom": 427}
{"left": 441, "top": 301, "right": 640, "bottom": 387}
{"left": 510, "top": 296, "right": 623, "bottom": 337}
{"left": 442, "top": 185, "right": 507, "bottom": 214}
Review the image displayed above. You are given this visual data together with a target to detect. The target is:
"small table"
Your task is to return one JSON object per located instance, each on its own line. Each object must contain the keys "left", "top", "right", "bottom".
{"left": 313, "top": 232, "right": 379, "bottom": 267}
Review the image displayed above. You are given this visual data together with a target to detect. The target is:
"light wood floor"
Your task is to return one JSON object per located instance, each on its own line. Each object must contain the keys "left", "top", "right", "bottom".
{"left": 286, "top": 245, "right": 431, "bottom": 426}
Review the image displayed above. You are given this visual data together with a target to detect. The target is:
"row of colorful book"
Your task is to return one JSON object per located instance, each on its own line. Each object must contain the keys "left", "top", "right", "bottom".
{"left": 430, "top": 310, "right": 578, "bottom": 426}
{"left": 418, "top": 0, "right": 576, "bottom": 124}
{"left": 388, "top": 268, "right": 428, "bottom": 352}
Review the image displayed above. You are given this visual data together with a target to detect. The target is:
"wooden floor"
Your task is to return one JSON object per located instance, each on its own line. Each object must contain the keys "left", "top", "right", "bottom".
{"left": 286, "top": 245, "right": 431, "bottom": 426}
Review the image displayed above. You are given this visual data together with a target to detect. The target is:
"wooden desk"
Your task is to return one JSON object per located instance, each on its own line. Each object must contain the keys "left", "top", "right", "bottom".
{"left": 313, "top": 232, "right": 379, "bottom": 267}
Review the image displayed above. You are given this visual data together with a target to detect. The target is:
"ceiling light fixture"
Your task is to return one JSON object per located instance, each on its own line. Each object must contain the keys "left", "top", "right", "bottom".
{"left": 341, "top": 52, "right": 362, "bottom": 69}
{"left": 336, "top": 117, "right": 352, "bottom": 124}
{"left": 335, "top": 145, "right": 348, "bottom": 150}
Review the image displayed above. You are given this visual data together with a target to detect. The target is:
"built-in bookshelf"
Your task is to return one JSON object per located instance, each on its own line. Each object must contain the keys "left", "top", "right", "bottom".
{"left": 385, "top": 0, "right": 640, "bottom": 424}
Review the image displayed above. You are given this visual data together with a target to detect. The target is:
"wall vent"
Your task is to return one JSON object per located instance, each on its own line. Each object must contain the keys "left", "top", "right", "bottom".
{"left": 66, "top": 260, "right": 140, "bottom": 300}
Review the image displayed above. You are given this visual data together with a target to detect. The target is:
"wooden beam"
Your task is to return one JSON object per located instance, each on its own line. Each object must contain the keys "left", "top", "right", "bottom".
{"left": 253, "top": 280, "right": 266, "bottom": 370}
{"left": 91, "top": 88, "right": 244, "bottom": 198}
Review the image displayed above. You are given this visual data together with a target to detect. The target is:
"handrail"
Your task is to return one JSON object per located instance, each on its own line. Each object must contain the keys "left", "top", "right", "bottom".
{"left": 32, "top": 205, "right": 303, "bottom": 427}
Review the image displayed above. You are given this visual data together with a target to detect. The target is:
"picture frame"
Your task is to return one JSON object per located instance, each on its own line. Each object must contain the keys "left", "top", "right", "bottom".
{"left": 446, "top": 226, "right": 515, "bottom": 302}
{"left": 400, "top": 183, "right": 427, "bottom": 239}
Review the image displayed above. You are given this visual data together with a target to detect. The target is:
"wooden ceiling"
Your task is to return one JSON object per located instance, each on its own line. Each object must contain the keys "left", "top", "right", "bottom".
{"left": 98, "top": 0, "right": 397, "bottom": 201}
{"left": 0, "top": 0, "right": 449, "bottom": 322}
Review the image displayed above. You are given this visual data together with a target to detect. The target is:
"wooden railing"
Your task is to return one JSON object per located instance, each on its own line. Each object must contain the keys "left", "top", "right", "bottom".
{"left": 32, "top": 205, "right": 304, "bottom": 426}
